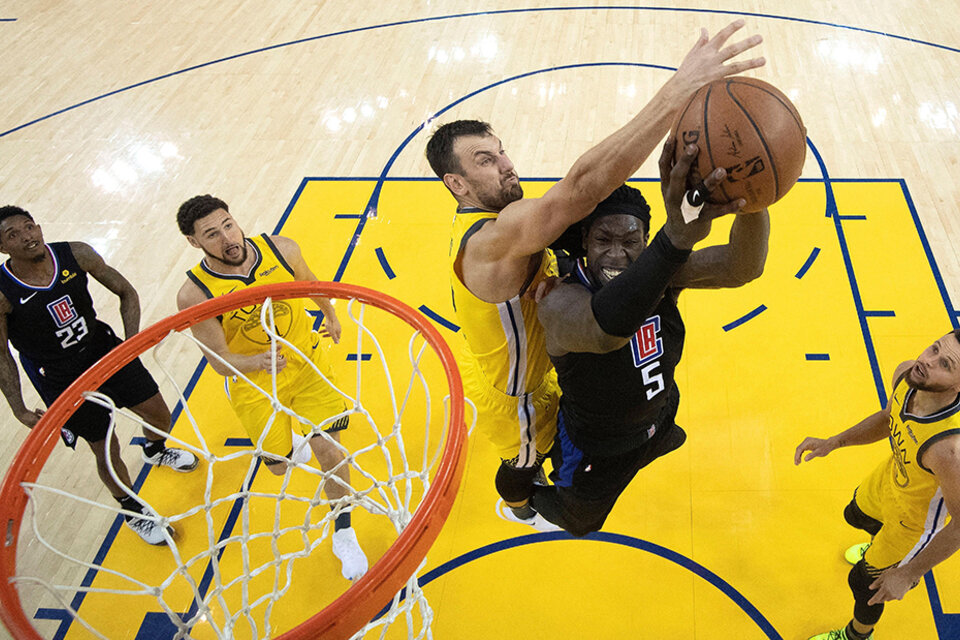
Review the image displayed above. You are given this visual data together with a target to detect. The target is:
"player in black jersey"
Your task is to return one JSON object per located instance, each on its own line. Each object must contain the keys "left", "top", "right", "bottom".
{"left": 0, "top": 206, "right": 199, "bottom": 545}
{"left": 530, "top": 140, "right": 770, "bottom": 536}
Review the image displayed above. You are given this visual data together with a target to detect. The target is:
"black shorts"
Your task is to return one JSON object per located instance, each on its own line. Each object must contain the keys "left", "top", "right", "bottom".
{"left": 544, "top": 385, "right": 685, "bottom": 534}
{"left": 20, "top": 322, "right": 160, "bottom": 448}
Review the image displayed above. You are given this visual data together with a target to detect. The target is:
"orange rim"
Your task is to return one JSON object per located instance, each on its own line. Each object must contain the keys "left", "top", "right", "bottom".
{"left": 0, "top": 282, "right": 466, "bottom": 640}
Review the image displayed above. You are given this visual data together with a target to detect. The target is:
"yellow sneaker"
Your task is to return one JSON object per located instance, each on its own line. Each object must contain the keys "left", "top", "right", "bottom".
{"left": 844, "top": 542, "right": 871, "bottom": 564}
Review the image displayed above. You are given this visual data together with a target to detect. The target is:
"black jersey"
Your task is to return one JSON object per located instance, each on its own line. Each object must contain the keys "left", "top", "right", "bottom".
{"left": 0, "top": 242, "right": 103, "bottom": 365}
{"left": 551, "top": 258, "right": 685, "bottom": 456}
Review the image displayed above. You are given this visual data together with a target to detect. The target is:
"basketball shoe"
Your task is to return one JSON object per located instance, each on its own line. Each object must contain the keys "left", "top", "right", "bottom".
{"left": 808, "top": 628, "right": 873, "bottom": 640}
{"left": 495, "top": 499, "right": 563, "bottom": 532}
{"left": 331, "top": 527, "right": 368, "bottom": 580}
{"left": 844, "top": 542, "right": 871, "bottom": 564}
{"left": 142, "top": 446, "right": 199, "bottom": 472}
{"left": 125, "top": 513, "right": 174, "bottom": 546}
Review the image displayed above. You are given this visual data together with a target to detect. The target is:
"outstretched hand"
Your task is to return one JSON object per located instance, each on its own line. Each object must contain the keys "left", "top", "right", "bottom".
{"left": 674, "top": 19, "right": 765, "bottom": 91}
{"left": 793, "top": 436, "right": 837, "bottom": 465}
{"left": 659, "top": 138, "right": 744, "bottom": 250}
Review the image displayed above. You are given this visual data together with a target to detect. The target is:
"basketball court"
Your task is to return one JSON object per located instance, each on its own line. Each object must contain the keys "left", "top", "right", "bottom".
{"left": 2, "top": 3, "right": 959, "bottom": 639}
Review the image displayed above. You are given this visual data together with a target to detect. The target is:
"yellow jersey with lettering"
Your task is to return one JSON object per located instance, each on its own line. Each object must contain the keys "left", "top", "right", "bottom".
{"left": 449, "top": 207, "right": 559, "bottom": 464}
{"left": 856, "top": 374, "right": 958, "bottom": 567}
{"left": 186, "top": 234, "right": 345, "bottom": 455}
{"left": 186, "top": 234, "right": 313, "bottom": 380}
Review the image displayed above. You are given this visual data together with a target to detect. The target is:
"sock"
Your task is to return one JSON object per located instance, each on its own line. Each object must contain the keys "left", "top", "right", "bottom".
{"left": 333, "top": 511, "right": 351, "bottom": 531}
{"left": 845, "top": 620, "right": 872, "bottom": 640}
{"left": 115, "top": 495, "right": 144, "bottom": 520}
{"left": 510, "top": 503, "right": 536, "bottom": 520}
{"left": 142, "top": 438, "right": 166, "bottom": 458}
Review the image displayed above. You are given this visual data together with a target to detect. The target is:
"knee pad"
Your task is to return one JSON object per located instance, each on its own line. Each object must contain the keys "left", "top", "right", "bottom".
{"left": 848, "top": 560, "right": 885, "bottom": 626}
{"left": 495, "top": 461, "right": 538, "bottom": 503}
{"left": 844, "top": 497, "right": 883, "bottom": 536}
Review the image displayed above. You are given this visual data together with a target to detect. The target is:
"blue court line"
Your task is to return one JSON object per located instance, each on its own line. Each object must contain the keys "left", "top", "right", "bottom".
{"left": 329, "top": 60, "right": 673, "bottom": 285}
{"left": 836, "top": 214, "right": 867, "bottom": 221}
{"left": 721, "top": 304, "right": 767, "bottom": 332}
{"left": 224, "top": 438, "right": 254, "bottom": 447}
{"left": 805, "top": 354, "right": 830, "bottom": 361}
{"left": 333, "top": 214, "right": 364, "bottom": 219}
{"left": 374, "top": 247, "right": 396, "bottom": 279}
{"left": 4, "top": 7, "right": 960, "bottom": 138}
{"left": 0, "top": 18, "right": 16, "bottom": 22}
{"left": 346, "top": 353, "right": 372, "bottom": 361}
{"left": 795, "top": 247, "right": 820, "bottom": 279}
{"left": 36, "top": 359, "right": 209, "bottom": 639}
{"left": 417, "top": 305, "right": 460, "bottom": 332}
{"left": 863, "top": 310, "right": 896, "bottom": 318}
{"left": 378, "top": 531, "right": 782, "bottom": 639}
{"left": 899, "top": 179, "right": 959, "bottom": 332}
{"left": 272, "top": 177, "right": 308, "bottom": 235}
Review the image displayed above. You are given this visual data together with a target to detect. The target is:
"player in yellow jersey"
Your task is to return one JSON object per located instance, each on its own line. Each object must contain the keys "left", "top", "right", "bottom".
{"left": 426, "top": 20, "right": 765, "bottom": 529}
{"left": 175, "top": 194, "right": 367, "bottom": 581}
{"left": 795, "top": 330, "right": 960, "bottom": 640}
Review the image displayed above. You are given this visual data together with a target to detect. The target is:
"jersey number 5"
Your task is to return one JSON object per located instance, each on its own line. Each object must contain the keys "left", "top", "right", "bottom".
{"left": 55, "top": 316, "right": 89, "bottom": 349}
{"left": 640, "top": 360, "right": 664, "bottom": 400}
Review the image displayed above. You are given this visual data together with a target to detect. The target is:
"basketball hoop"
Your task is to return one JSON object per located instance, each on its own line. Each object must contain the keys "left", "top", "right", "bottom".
{"left": 0, "top": 282, "right": 467, "bottom": 640}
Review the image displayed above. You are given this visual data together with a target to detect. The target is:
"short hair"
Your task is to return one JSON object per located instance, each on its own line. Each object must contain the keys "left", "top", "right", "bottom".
{"left": 953, "top": 328, "right": 960, "bottom": 345}
{"left": 549, "top": 184, "right": 652, "bottom": 259}
{"left": 425, "top": 120, "right": 494, "bottom": 179}
{"left": 177, "top": 195, "right": 229, "bottom": 235}
{"left": 0, "top": 205, "right": 34, "bottom": 226}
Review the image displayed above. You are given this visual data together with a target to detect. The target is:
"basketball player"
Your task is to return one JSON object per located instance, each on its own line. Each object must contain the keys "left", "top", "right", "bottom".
{"left": 175, "top": 195, "right": 367, "bottom": 580}
{"left": 0, "top": 205, "right": 199, "bottom": 546}
{"left": 427, "top": 19, "right": 765, "bottom": 528}
{"left": 529, "top": 140, "right": 769, "bottom": 536}
{"left": 795, "top": 331, "right": 960, "bottom": 640}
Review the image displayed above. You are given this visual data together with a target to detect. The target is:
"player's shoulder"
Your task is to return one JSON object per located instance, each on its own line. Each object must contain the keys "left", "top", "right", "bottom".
{"left": 176, "top": 277, "right": 207, "bottom": 310}
{"left": 263, "top": 234, "right": 301, "bottom": 256}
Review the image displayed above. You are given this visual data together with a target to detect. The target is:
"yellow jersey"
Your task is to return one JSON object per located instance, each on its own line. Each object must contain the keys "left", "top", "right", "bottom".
{"left": 186, "top": 234, "right": 314, "bottom": 378}
{"left": 449, "top": 208, "right": 557, "bottom": 398}
{"left": 880, "top": 374, "right": 960, "bottom": 527}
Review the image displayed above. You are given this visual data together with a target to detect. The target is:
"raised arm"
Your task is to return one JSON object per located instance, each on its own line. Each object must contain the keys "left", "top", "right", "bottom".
{"left": 868, "top": 434, "right": 960, "bottom": 604}
{"left": 268, "top": 235, "right": 340, "bottom": 343}
{"left": 0, "top": 293, "right": 43, "bottom": 427}
{"left": 176, "top": 280, "right": 287, "bottom": 376}
{"left": 794, "top": 360, "right": 911, "bottom": 465}
{"left": 671, "top": 209, "right": 769, "bottom": 289}
{"left": 70, "top": 242, "right": 141, "bottom": 339}
{"left": 463, "top": 21, "right": 765, "bottom": 301}
{"left": 540, "top": 142, "right": 743, "bottom": 356}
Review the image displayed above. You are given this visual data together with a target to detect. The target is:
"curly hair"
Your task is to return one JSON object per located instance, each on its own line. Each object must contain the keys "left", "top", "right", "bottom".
{"left": 0, "top": 205, "right": 34, "bottom": 226}
{"left": 550, "top": 184, "right": 651, "bottom": 259}
{"left": 177, "top": 195, "right": 229, "bottom": 235}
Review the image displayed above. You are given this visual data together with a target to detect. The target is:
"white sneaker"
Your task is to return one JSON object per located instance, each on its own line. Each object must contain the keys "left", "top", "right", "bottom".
{"left": 142, "top": 446, "right": 199, "bottom": 472}
{"left": 125, "top": 514, "right": 174, "bottom": 545}
{"left": 495, "top": 499, "right": 563, "bottom": 532}
{"left": 331, "top": 527, "right": 368, "bottom": 580}
{"left": 291, "top": 433, "right": 313, "bottom": 465}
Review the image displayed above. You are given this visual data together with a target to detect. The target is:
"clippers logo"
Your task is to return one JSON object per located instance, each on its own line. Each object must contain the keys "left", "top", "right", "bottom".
{"left": 47, "top": 295, "right": 78, "bottom": 328}
{"left": 630, "top": 315, "right": 663, "bottom": 368}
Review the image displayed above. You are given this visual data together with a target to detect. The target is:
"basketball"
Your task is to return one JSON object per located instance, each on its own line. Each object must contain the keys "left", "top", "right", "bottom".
{"left": 671, "top": 77, "right": 806, "bottom": 213}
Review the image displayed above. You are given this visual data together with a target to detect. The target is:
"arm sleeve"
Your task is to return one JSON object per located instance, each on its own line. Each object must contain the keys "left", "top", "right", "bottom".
{"left": 590, "top": 229, "right": 691, "bottom": 337}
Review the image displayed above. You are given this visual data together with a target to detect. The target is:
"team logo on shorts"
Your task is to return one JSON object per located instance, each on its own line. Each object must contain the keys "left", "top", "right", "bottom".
{"left": 630, "top": 315, "right": 663, "bottom": 368}
{"left": 47, "top": 295, "right": 78, "bottom": 328}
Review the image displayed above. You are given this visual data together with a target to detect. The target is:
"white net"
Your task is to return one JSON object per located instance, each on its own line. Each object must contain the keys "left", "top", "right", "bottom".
{"left": 1, "top": 286, "right": 467, "bottom": 640}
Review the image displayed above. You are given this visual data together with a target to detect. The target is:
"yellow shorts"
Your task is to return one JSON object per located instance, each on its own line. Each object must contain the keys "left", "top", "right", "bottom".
{"left": 226, "top": 337, "right": 347, "bottom": 457}
{"left": 461, "top": 353, "right": 559, "bottom": 465}
{"left": 855, "top": 459, "right": 946, "bottom": 569}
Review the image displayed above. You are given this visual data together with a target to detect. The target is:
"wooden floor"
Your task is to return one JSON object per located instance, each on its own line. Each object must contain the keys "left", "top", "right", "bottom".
{"left": 2, "top": 2, "right": 960, "bottom": 639}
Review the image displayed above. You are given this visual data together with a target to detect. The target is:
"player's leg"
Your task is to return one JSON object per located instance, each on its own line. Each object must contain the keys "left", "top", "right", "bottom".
{"left": 100, "top": 350, "right": 198, "bottom": 472}
{"left": 84, "top": 430, "right": 172, "bottom": 545}
{"left": 292, "top": 345, "right": 367, "bottom": 580}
